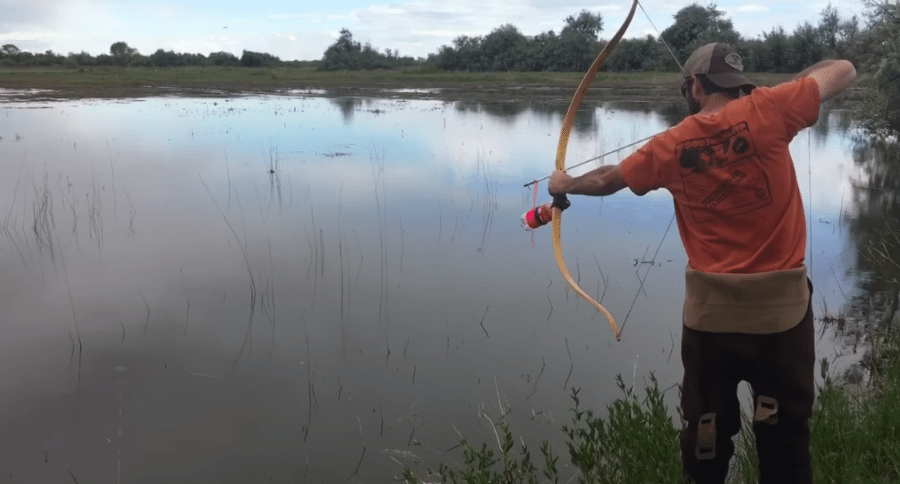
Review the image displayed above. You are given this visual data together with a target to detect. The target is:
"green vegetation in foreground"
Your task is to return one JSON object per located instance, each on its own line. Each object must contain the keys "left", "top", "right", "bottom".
{"left": 402, "top": 317, "right": 900, "bottom": 483}
{"left": 807, "top": 335, "right": 900, "bottom": 483}
{"left": 401, "top": 375, "right": 682, "bottom": 484}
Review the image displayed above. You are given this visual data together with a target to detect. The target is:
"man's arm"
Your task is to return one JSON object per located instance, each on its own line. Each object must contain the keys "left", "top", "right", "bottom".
{"left": 792, "top": 59, "right": 857, "bottom": 102}
{"left": 548, "top": 164, "right": 628, "bottom": 197}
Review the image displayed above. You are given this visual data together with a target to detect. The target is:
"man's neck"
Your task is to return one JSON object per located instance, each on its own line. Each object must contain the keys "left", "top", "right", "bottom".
{"left": 700, "top": 93, "right": 735, "bottom": 115}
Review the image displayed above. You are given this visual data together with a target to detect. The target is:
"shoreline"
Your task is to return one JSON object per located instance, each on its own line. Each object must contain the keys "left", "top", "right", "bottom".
{"left": 0, "top": 81, "right": 682, "bottom": 104}
{"left": 0, "top": 66, "right": 793, "bottom": 103}
{"left": 0, "top": 67, "right": 864, "bottom": 107}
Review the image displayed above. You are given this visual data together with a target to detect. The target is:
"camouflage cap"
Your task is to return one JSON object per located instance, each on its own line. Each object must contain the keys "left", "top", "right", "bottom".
{"left": 683, "top": 43, "right": 756, "bottom": 92}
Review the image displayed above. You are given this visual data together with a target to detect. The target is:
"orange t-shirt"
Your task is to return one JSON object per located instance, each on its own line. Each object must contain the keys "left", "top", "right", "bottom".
{"left": 620, "top": 77, "right": 821, "bottom": 274}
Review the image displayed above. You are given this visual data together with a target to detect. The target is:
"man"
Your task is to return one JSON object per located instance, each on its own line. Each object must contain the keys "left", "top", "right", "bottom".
{"left": 548, "top": 43, "right": 856, "bottom": 484}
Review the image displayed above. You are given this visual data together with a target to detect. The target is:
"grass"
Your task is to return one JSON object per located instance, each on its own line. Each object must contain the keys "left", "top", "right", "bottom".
{"left": 3, "top": 66, "right": 867, "bottom": 110}
{"left": 403, "top": 315, "right": 900, "bottom": 483}
{"left": 560, "top": 375, "right": 682, "bottom": 483}
{"left": 809, "top": 327, "right": 900, "bottom": 483}
{"left": 0, "top": 65, "right": 678, "bottom": 87}
{"left": 0, "top": 66, "right": 797, "bottom": 102}
{"left": 403, "top": 374, "right": 682, "bottom": 484}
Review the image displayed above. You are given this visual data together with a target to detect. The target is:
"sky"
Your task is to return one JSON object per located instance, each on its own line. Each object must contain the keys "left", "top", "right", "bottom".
{"left": 0, "top": 0, "right": 866, "bottom": 62}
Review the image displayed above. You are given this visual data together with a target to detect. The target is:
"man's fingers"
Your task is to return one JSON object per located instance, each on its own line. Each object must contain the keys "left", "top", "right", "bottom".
{"left": 548, "top": 170, "right": 572, "bottom": 196}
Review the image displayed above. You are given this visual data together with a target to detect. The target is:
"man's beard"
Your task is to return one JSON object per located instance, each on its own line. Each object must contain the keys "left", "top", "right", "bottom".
{"left": 685, "top": 91, "right": 701, "bottom": 115}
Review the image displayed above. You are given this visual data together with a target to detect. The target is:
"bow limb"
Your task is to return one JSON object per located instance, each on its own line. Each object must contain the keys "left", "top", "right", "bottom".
{"left": 552, "top": 0, "right": 638, "bottom": 341}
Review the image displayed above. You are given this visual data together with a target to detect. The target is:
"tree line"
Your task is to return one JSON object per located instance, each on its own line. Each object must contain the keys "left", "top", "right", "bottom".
{"left": 315, "top": 1, "right": 899, "bottom": 135}
{"left": 0, "top": 42, "right": 312, "bottom": 69}
{"left": 313, "top": 2, "right": 892, "bottom": 81}
{"left": 0, "top": 2, "right": 885, "bottom": 76}
{"left": 0, "top": 1, "right": 896, "bottom": 134}
{"left": 420, "top": 4, "right": 863, "bottom": 74}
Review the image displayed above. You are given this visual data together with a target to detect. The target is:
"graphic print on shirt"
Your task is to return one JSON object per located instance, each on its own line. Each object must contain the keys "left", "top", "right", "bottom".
{"left": 677, "top": 122, "right": 772, "bottom": 223}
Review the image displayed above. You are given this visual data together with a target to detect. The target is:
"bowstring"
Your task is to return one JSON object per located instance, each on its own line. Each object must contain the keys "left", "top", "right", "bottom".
{"left": 526, "top": 1, "right": 687, "bottom": 338}
{"left": 524, "top": 1, "right": 684, "bottom": 190}
{"left": 638, "top": 0, "right": 684, "bottom": 71}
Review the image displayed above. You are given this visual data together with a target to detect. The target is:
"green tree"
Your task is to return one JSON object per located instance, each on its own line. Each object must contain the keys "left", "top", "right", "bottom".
{"left": 33, "top": 50, "right": 63, "bottom": 67}
{"left": 789, "top": 22, "right": 825, "bottom": 71}
{"left": 150, "top": 49, "right": 182, "bottom": 67}
{"left": 855, "top": 0, "right": 900, "bottom": 136}
{"left": 760, "top": 25, "right": 790, "bottom": 72}
{"left": 241, "top": 50, "right": 280, "bottom": 68}
{"left": 110, "top": 41, "right": 137, "bottom": 66}
{"left": 551, "top": 29, "right": 594, "bottom": 71}
{"left": 564, "top": 10, "right": 604, "bottom": 39}
{"left": 605, "top": 35, "right": 666, "bottom": 72}
{"left": 818, "top": 3, "right": 841, "bottom": 53}
{"left": 870, "top": 57, "right": 900, "bottom": 137}
{"left": 320, "top": 28, "right": 412, "bottom": 70}
{"left": 95, "top": 54, "right": 114, "bottom": 66}
{"left": 660, "top": 4, "right": 740, "bottom": 65}
{"left": 209, "top": 51, "right": 240, "bottom": 67}
{"left": 358, "top": 42, "right": 391, "bottom": 69}
{"left": 481, "top": 24, "right": 527, "bottom": 71}
{"left": 1, "top": 44, "right": 19, "bottom": 57}
{"left": 320, "top": 28, "right": 362, "bottom": 70}
{"left": 0, "top": 44, "right": 20, "bottom": 65}
{"left": 837, "top": 15, "right": 860, "bottom": 59}
{"left": 523, "top": 31, "right": 560, "bottom": 71}
{"left": 551, "top": 10, "right": 605, "bottom": 72}
{"left": 435, "top": 44, "right": 461, "bottom": 71}
{"left": 181, "top": 53, "right": 207, "bottom": 66}
{"left": 67, "top": 51, "right": 96, "bottom": 67}
{"left": 815, "top": 3, "right": 860, "bottom": 60}
{"left": 452, "top": 35, "right": 487, "bottom": 71}
{"left": 435, "top": 11, "right": 607, "bottom": 72}
{"left": 131, "top": 54, "right": 152, "bottom": 67}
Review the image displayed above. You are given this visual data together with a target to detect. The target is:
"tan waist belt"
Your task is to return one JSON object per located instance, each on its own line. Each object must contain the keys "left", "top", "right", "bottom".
{"left": 683, "top": 264, "right": 810, "bottom": 334}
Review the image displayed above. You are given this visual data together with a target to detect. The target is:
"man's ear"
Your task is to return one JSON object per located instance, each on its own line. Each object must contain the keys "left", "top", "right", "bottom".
{"left": 691, "top": 75, "right": 704, "bottom": 99}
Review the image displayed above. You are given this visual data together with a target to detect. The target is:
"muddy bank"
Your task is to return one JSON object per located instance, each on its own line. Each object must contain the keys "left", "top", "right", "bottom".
{"left": 0, "top": 67, "right": 712, "bottom": 103}
{"left": 0, "top": 81, "right": 681, "bottom": 104}
{"left": 0, "top": 67, "right": 861, "bottom": 105}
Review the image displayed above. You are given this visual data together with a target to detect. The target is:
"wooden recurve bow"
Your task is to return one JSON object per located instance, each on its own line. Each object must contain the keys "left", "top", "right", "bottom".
{"left": 551, "top": 0, "right": 639, "bottom": 341}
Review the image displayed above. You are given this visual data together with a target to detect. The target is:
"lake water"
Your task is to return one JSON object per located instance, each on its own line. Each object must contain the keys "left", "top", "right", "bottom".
{"left": 0, "top": 91, "right": 870, "bottom": 482}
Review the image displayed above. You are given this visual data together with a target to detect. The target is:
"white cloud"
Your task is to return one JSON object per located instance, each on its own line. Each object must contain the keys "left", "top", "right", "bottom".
{"left": 737, "top": 4, "right": 769, "bottom": 12}
{"left": 167, "top": 39, "right": 233, "bottom": 56}
{"left": 0, "top": 30, "right": 57, "bottom": 43}
{"left": 0, "top": 1, "right": 61, "bottom": 27}
{"left": 0, "top": 0, "right": 869, "bottom": 61}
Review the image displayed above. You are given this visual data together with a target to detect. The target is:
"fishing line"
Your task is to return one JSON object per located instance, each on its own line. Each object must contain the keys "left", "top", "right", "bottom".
{"left": 526, "top": 0, "right": 687, "bottom": 339}
{"left": 638, "top": 0, "right": 683, "bottom": 71}
{"left": 620, "top": 212, "right": 676, "bottom": 334}
{"left": 616, "top": 0, "right": 682, "bottom": 334}
{"left": 524, "top": 1, "right": 682, "bottom": 189}
{"left": 523, "top": 133, "right": 658, "bottom": 187}
{"left": 531, "top": 181, "right": 539, "bottom": 248}
{"left": 808, "top": 130, "right": 813, "bottom": 278}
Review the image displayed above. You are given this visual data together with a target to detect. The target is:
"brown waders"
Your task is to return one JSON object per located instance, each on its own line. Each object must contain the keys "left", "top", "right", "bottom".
{"left": 680, "top": 281, "right": 815, "bottom": 484}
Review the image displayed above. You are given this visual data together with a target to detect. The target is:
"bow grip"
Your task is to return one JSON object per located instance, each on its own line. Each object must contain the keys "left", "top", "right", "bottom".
{"left": 551, "top": 194, "right": 571, "bottom": 211}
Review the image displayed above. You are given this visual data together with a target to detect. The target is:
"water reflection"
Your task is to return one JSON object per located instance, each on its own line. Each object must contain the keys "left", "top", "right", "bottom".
{"left": 847, "top": 138, "right": 900, "bottom": 303}
{"left": 0, "top": 93, "right": 879, "bottom": 481}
